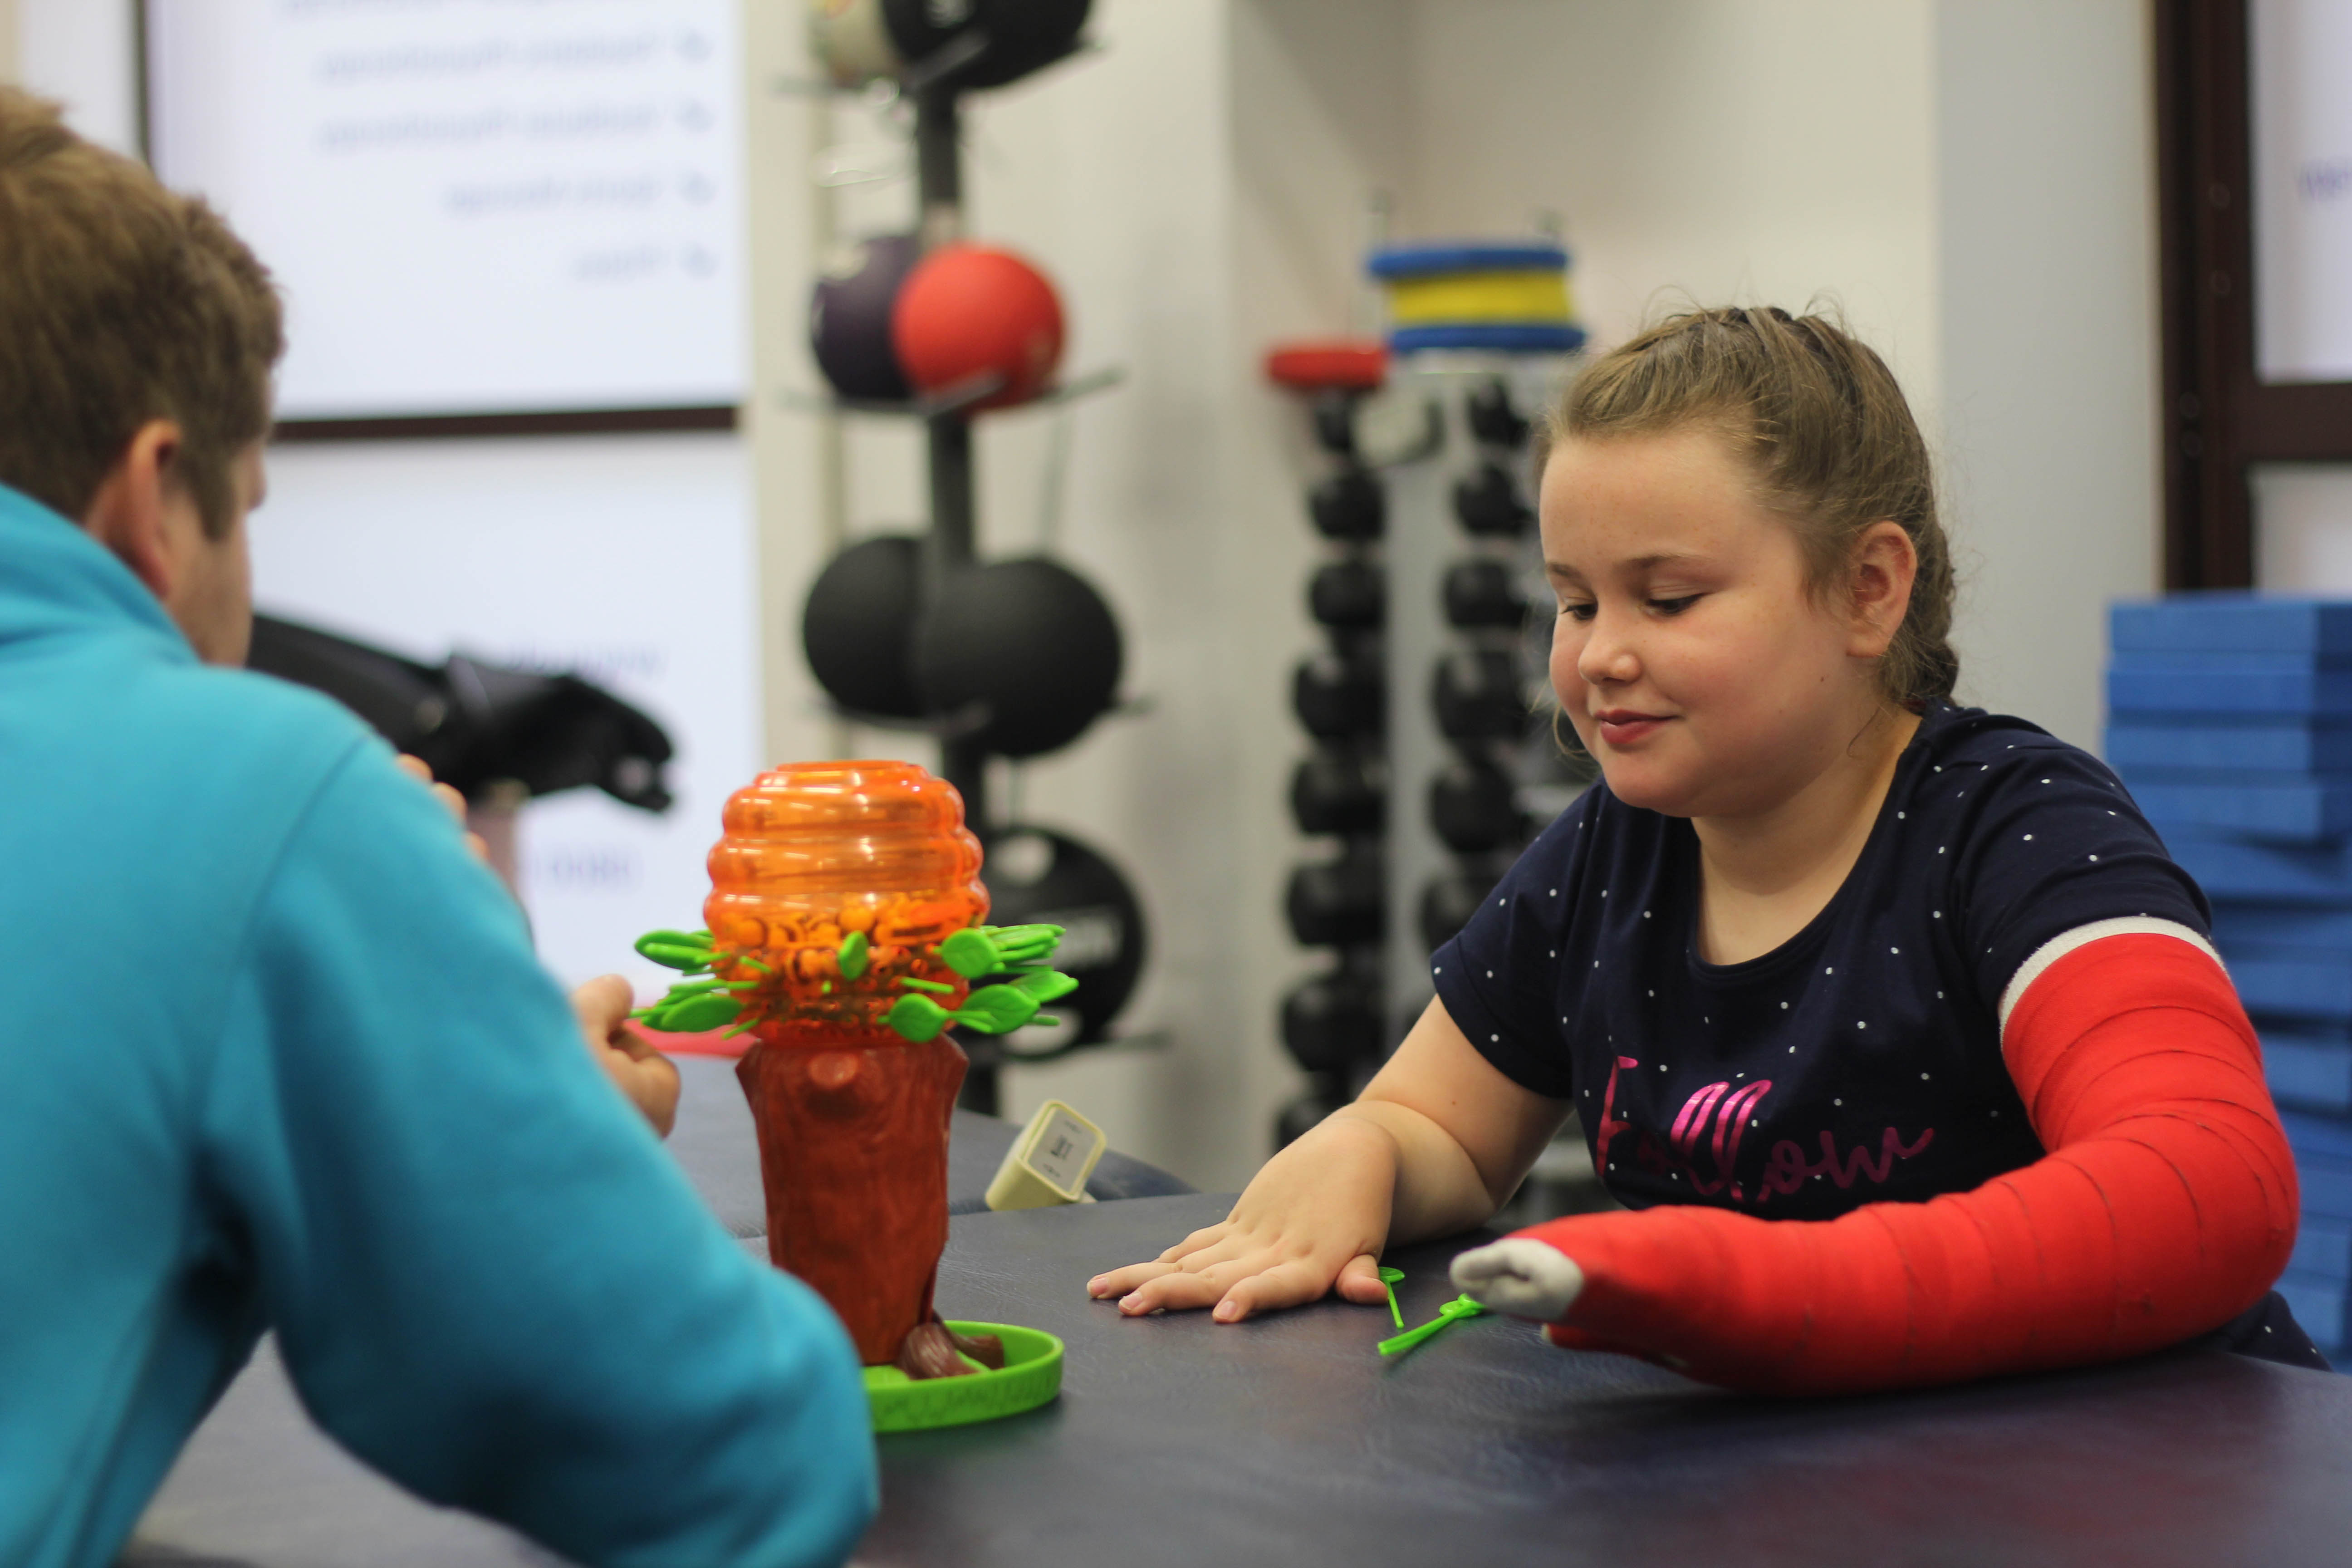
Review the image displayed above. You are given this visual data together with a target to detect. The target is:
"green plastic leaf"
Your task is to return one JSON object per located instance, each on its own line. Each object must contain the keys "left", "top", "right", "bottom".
{"left": 838, "top": 930, "right": 870, "bottom": 980}
{"left": 980, "top": 923, "right": 1064, "bottom": 965}
{"left": 647, "top": 991, "right": 743, "bottom": 1033}
{"left": 1376, "top": 1294, "right": 1487, "bottom": 1357}
{"left": 634, "top": 930, "right": 714, "bottom": 970}
{"left": 1007, "top": 969, "right": 1080, "bottom": 1005}
{"left": 938, "top": 927, "right": 1002, "bottom": 979}
{"left": 950, "top": 984, "right": 1041, "bottom": 1034}
{"left": 886, "top": 994, "right": 952, "bottom": 1043}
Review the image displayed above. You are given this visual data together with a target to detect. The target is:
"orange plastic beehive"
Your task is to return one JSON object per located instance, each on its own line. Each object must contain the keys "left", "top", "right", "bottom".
{"left": 703, "top": 760, "right": 988, "bottom": 1043}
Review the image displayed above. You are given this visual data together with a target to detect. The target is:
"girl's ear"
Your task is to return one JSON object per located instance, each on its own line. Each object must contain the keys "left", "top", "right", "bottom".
{"left": 1845, "top": 520, "right": 1917, "bottom": 659}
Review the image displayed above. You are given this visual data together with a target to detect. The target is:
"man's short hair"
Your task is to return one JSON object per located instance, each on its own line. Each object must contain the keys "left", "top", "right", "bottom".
{"left": 0, "top": 88, "right": 282, "bottom": 539}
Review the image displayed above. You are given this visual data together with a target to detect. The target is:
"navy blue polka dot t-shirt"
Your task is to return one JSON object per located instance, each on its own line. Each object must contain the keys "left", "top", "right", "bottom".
{"left": 1431, "top": 702, "right": 2210, "bottom": 1220}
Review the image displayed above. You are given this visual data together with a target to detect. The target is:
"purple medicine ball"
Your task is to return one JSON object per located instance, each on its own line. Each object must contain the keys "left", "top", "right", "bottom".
{"left": 810, "top": 233, "right": 919, "bottom": 402}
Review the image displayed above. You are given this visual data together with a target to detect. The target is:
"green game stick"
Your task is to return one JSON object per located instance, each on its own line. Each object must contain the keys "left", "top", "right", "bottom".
{"left": 1376, "top": 1294, "right": 1488, "bottom": 1357}
{"left": 1378, "top": 1266, "right": 1406, "bottom": 1330}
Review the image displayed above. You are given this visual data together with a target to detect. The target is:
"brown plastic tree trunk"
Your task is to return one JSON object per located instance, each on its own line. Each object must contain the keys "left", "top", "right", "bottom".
{"left": 736, "top": 1026, "right": 966, "bottom": 1367}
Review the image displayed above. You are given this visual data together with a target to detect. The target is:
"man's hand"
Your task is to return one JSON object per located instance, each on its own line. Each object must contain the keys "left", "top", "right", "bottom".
{"left": 393, "top": 753, "right": 490, "bottom": 864}
{"left": 572, "top": 975, "right": 681, "bottom": 1139}
{"left": 1084, "top": 1112, "right": 1401, "bottom": 1323}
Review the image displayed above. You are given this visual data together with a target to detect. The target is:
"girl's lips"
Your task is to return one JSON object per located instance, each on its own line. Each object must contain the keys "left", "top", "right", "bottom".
{"left": 1594, "top": 712, "right": 1671, "bottom": 746}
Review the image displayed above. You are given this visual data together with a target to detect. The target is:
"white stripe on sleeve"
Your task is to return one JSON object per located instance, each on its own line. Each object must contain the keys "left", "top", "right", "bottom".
{"left": 1996, "top": 918, "right": 2225, "bottom": 1037}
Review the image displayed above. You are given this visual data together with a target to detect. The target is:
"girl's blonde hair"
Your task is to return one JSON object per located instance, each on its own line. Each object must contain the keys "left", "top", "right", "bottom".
{"left": 1548, "top": 304, "right": 1959, "bottom": 709}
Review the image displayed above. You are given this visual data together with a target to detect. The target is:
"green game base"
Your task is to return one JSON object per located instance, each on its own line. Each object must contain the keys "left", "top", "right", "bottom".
{"left": 862, "top": 1321, "right": 1063, "bottom": 1432}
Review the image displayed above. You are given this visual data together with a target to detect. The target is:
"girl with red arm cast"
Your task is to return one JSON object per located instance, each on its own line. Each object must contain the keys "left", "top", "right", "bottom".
{"left": 1090, "top": 305, "right": 2318, "bottom": 1393}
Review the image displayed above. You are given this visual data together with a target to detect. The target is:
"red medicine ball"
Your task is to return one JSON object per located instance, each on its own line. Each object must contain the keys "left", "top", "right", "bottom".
{"left": 891, "top": 243, "right": 1065, "bottom": 412}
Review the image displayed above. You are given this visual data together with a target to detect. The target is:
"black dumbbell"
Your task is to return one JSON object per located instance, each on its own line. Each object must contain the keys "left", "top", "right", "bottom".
{"left": 1419, "top": 869, "right": 1497, "bottom": 953}
{"left": 1290, "top": 745, "right": 1386, "bottom": 835}
{"left": 1309, "top": 466, "right": 1384, "bottom": 541}
{"left": 1442, "top": 559, "right": 1526, "bottom": 630}
{"left": 1308, "top": 560, "right": 1384, "bottom": 630}
{"left": 1280, "top": 972, "right": 1382, "bottom": 1074}
{"left": 1466, "top": 378, "right": 1531, "bottom": 450}
{"left": 1275, "top": 1082, "right": 1351, "bottom": 1149}
{"left": 1429, "top": 756, "right": 1521, "bottom": 853}
{"left": 1294, "top": 651, "right": 1384, "bottom": 738}
{"left": 1311, "top": 390, "right": 1358, "bottom": 457}
{"left": 1285, "top": 846, "right": 1384, "bottom": 946}
{"left": 1432, "top": 649, "right": 1523, "bottom": 741}
{"left": 1452, "top": 461, "right": 1532, "bottom": 538}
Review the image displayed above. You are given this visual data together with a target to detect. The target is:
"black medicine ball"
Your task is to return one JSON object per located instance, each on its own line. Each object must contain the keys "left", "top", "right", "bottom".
{"left": 1290, "top": 745, "right": 1385, "bottom": 836}
{"left": 810, "top": 234, "right": 920, "bottom": 402}
{"left": 1428, "top": 756, "right": 1520, "bottom": 853}
{"left": 980, "top": 824, "right": 1145, "bottom": 1044}
{"left": 880, "top": 0, "right": 1091, "bottom": 89}
{"left": 803, "top": 534, "right": 925, "bottom": 719}
{"left": 1432, "top": 649, "right": 1524, "bottom": 741}
{"left": 1419, "top": 869, "right": 1497, "bottom": 953}
{"left": 1285, "top": 846, "right": 1384, "bottom": 947}
{"left": 1308, "top": 466, "right": 1384, "bottom": 541}
{"left": 1442, "top": 559, "right": 1525, "bottom": 630}
{"left": 912, "top": 557, "right": 1123, "bottom": 759}
{"left": 1308, "top": 560, "right": 1384, "bottom": 630}
{"left": 1452, "top": 461, "right": 1532, "bottom": 538}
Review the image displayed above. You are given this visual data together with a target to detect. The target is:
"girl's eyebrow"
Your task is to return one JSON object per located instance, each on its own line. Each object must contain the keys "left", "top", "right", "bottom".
{"left": 1547, "top": 551, "right": 1705, "bottom": 581}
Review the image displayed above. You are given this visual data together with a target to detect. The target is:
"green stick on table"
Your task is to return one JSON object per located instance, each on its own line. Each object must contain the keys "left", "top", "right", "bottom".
{"left": 1377, "top": 1266, "right": 1405, "bottom": 1329}
{"left": 1377, "top": 1294, "right": 1488, "bottom": 1357}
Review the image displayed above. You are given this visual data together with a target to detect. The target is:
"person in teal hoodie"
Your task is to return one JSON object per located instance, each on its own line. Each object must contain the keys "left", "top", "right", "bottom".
{"left": 0, "top": 88, "right": 876, "bottom": 1568}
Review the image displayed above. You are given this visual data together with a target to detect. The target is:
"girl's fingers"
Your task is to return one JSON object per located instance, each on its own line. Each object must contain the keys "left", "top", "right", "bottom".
{"left": 1210, "top": 1257, "right": 1352, "bottom": 1323}
{"left": 1333, "top": 1252, "right": 1390, "bottom": 1304}
{"left": 1087, "top": 1224, "right": 1237, "bottom": 1298}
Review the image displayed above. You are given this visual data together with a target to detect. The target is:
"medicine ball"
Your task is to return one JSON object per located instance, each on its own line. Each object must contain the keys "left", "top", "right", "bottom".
{"left": 911, "top": 556, "right": 1122, "bottom": 759}
{"left": 1432, "top": 649, "right": 1523, "bottom": 742}
{"left": 1307, "top": 560, "right": 1384, "bottom": 630}
{"left": 1442, "top": 559, "right": 1525, "bottom": 630}
{"left": 1289, "top": 745, "right": 1384, "bottom": 835}
{"left": 802, "top": 534, "right": 925, "bottom": 719}
{"left": 1293, "top": 650, "right": 1383, "bottom": 739}
{"left": 808, "top": 0, "right": 904, "bottom": 88}
{"left": 880, "top": 0, "right": 1091, "bottom": 90}
{"left": 1285, "top": 846, "right": 1384, "bottom": 947}
{"left": 1308, "top": 466, "right": 1383, "bottom": 542}
{"left": 1429, "top": 756, "right": 1520, "bottom": 853}
{"left": 980, "top": 824, "right": 1144, "bottom": 1045}
{"left": 892, "top": 243, "right": 1064, "bottom": 412}
{"left": 1280, "top": 972, "right": 1381, "bottom": 1074}
{"left": 810, "top": 233, "right": 919, "bottom": 402}
{"left": 1453, "top": 461, "right": 1532, "bottom": 538}
{"left": 1465, "top": 378, "right": 1530, "bottom": 450}
{"left": 1418, "top": 868, "right": 1496, "bottom": 953}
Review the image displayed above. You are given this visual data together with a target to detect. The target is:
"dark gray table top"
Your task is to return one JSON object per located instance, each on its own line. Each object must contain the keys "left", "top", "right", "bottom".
{"left": 129, "top": 1189, "right": 2352, "bottom": 1566}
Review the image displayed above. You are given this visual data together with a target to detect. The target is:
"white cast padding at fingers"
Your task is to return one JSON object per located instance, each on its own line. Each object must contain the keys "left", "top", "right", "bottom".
{"left": 1450, "top": 1238, "right": 1585, "bottom": 1321}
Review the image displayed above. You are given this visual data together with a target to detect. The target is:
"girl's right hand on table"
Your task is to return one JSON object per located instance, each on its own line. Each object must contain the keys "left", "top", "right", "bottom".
{"left": 1085, "top": 1112, "right": 1402, "bottom": 1323}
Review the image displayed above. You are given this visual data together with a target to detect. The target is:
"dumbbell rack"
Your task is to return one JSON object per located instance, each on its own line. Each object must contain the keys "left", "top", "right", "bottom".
{"left": 1380, "top": 358, "right": 1570, "bottom": 1040}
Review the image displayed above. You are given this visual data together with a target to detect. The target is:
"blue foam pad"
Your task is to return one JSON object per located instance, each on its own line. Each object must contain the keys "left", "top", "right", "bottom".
{"left": 2107, "top": 722, "right": 2352, "bottom": 773}
{"left": 2232, "top": 955, "right": 2352, "bottom": 1020}
{"left": 2283, "top": 1109, "right": 2352, "bottom": 1161}
{"left": 2168, "top": 834, "right": 2352, "bottom": 903}
{"left": 1387, "top": 323, "right": 1587, "bottom": 355}
{"left": 2278, "top": 1268, "right": 2348, "bottom": 1349}
{"left": 2216, "top": 906, "right": 2352, "bottom": 954}
{"left": 2108, "top": 665, "right": 2352, "bottom": 717}
{"left": 2112, "top": 595, "right": 2352, "bottom": 657}
{"left": 2294, "top": 1216, "right": 2352, "bottom": 1283}
{"left": 2267, "top": 1033, "right": 2352, "bottom": 1114}
{"left": 2124, "top": 779, "right": 2352, "bottom": 840}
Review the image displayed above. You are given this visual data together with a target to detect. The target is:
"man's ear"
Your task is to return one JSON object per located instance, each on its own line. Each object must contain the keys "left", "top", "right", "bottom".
{"left": 1846, "top": 519, "right": 1918, "bottom": 660}
{"left": 78, "top": 421, "right": 189, "bottom": 602}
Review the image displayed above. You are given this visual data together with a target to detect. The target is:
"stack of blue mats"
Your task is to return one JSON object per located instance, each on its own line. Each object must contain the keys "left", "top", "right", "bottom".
{"left": 2108, "top": 594, "right": 2352, "bottom": 1361}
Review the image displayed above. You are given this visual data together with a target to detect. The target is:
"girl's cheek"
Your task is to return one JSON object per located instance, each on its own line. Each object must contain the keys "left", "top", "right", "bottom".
{"left": 1550, "top": 625, "right": 1586, "bottom": 704}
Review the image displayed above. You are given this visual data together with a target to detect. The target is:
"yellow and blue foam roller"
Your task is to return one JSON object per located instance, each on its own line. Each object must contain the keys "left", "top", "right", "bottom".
{"left": 1368, "top": 242, "right": 1586, "bottom": 354}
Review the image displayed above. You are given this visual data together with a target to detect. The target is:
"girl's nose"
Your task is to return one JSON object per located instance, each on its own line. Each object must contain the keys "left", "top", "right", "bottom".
{"left": 1576, "top": 609, "right": 1641, "bottom": 687}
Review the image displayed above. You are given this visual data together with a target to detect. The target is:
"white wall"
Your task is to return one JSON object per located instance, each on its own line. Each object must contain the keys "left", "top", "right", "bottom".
{"left": 1934, "top": 0, "right": 2161, "bottom": 750}
{"left": 13, "top": 0, "right": 133, "bottom": 152}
